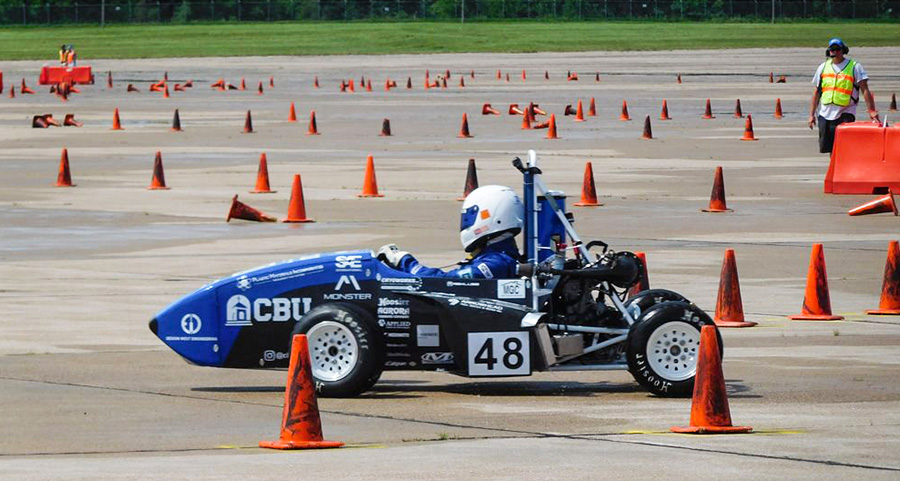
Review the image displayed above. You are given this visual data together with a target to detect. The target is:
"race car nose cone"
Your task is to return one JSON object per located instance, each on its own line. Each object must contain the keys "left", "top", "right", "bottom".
{"left": 149, "top": 318, "right": 159, "bottom": 336}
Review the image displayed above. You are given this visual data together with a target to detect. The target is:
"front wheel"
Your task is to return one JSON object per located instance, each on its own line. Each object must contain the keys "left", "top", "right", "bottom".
{"left": 292, "top": 303, "right": 384, "bottom": 398}
{"left": 626, "top": 301, "right": 721, "bottom": 397}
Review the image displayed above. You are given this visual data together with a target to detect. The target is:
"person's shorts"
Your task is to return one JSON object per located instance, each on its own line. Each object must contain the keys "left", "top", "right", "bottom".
{"left": 818, "top": 113, "right": 856, "bottom": 153}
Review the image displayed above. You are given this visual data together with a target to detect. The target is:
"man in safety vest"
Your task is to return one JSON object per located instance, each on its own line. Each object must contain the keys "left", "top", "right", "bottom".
{"left": 808, "top": 37, "right": 879, "bottom": 153}
{"left": 66, "top": 45, "right": 77, "bottom": 67}
{"left": 58, "top": 45, "right": 68, "bottom": 65}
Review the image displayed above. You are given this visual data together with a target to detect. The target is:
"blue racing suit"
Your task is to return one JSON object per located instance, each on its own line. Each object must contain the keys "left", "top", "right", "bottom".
{"left": 394, "top": 238, "right": 520, "bottom": 279}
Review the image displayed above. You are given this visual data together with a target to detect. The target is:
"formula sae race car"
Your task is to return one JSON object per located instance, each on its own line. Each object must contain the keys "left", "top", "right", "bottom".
{"left": 151, "top": 151, "right": 721, "bottom": 397}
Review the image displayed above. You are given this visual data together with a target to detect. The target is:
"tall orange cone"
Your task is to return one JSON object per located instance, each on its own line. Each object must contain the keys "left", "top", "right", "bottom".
{"left": 258, "top": 81, "right": 264, "bottom": 95}
{"left": 380, "top": 119, "right": 392, "bottom": 137}
{"left": 544, "top": 70, "right": 549, "bottom": 80}
{"left": 671, "top": 325, "right": 753, "bottom": 434}
{"left": 8, "top": 85, "right": 15, "bottom": 98}
{"left": 595, "top": 72, "right": 600, "bottom": 82}
{"left": 307, "top": 110, "right": 320, "bottom": 135}
{"left": 148, "top": 151, "right": 170, "bottom": 190}
{"left": 867, "top": 241, "right": 900, "bottom": 315}
{"left": 889, "top": 93, "right": 897, "bottom": 112}
{"left": 660, "top": 99, "right": 671, "bottom": 120}
{"left": 366, "top": 79, "right": 373, "bottom": 92}
{"left": 227, "top": 195, "right": 277, "bottom": 222}
{"left": 774, "top": 98, "right": 783, "bottom": 119}
{"left": 358, "top": 155, "right": 384, "bottom": 198}
{"left": 769, "top": 71, "right": 774, "bottom": 83}
{"left": 111, "top": 108, "right": 123, "bottom": 130}
{"left": 107, "top": 71, "right": 113, "bottom": 89}
{"left": 242, "top": 110, "right": 254, "bottom": 133}
{"left": 733, "top": 99, "right": 743, "bottom": 118}
{"left": 237, "top": 77, "right": 246, "bottom": 90}
{"left": 171, "top": 109, "right": 182, "bottom": 131}
{"left": 283, "top": 174, "right": 314, "bottom": 223}
{"left": 714, "top": 249, "right": 756, "bottom": 328}
{"left": 740, "top": 114, "right": 758, "bottom": 141}
{"left": 459, "top": 76, "right": 465, "bottom": 88}
{"left": 574, "top": 100, "right": 585, "bottom": 122}
{"left": 641, "top": 115, "right": 653, "bottom": 140}
{"left": 482, "top": 103, "right": 500, "bottom": 115}
{"left": 55, "top": 148, "right": 75, "bottom": 187}
{"left": 505, "top": 73, "right": 510, "bottom": 82}
{"left": 458, "top": 113, "right": 472, "bottom": 138}
{"left": 496, "top": 69, "right": 501, "bottom": 80}
{"left": 702, "top": 166, "right": 731, "bottom": 213}
{"left": 269, "top": 76, "right": 274, "bottom": 88}
{"left": 522, "top": 69, "right": 526, "bottom": 81}
{"left": 848, "top": 190, "right": 898, "bottom": 216}
{"left": 259, "top": 335, "right": 343, "bottom": 449}
{"left": 314, "top": 76, "right": 320, "bottom": 88}
{"left": 789, "top": 244, "right": 844, "bottom": 320}
{"left": 702, "top": 99, "right": 715, "bottom": 119}
{"left": 588, "top": 98, "right": 597, "bottom": 117}
{"left": 348, "top": 79, "right": 355, "bottom": 93}
{"left": 676, "top": 74, "right": 682, "bottom": 84}
{"left": 619, "top": 100, "right": 631, "bottom": 121}
{"left": 163, "top": 84, "right": 170, "bottom": 98}
{"left": 520, "top": 107, "right": 533, "bottom": 130}
{"left": 288, "top": 102, "right": 297, "bottom": 122}
{"left": 406, "top": 77, "right": 412, "bottom": 89}
{"left": 573, "top": 162, "right": 602, "bottom": 207}
{"left": 457, "top": 158, "right": 479, "bottom": 201}
{"left": 627, "top": 252, "right": 649, "bottom": 298}
{"left": 546, "top": 114, "right": 559, "bottom": 139}
{"left": 251, "top": 153, "right": 276, "bottom": 194}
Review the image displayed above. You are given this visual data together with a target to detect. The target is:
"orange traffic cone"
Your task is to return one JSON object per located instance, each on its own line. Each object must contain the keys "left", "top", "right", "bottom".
{"left": 243, "top": 110, "right": 254, "bottom": 133}
{"left": 889, "top": 93, "right": 897, "bottom": 112}
{"left": 32, "top": 115, "right": 48, "bottom": 128}
{"left": 867, "top": 241, "right": 900, "bottom": 315}
{"left": 564, "top": 104, "right": 576, "bottom": 116}
{"left": 283, "top": 174, "right": 314, "bottom": 223}
{"left": 595, "top": 72, "right": 600, "bottom": 82}
{"left": 308, "top": 110, "right": 320, "bottom": 135}
{"left": 714, "top": 249, "right": 757, "bottom": 328}
{"left": 522, "top": 69, "right": 526, "bottom": 81}
{"left": 288, "top": 102, "right": 297, "bottom": 122}
{"left": 112, "top": 108, "right": 123, "bottom": 130}
{"left": 733, "top": 99, "right": 743, "bottom": 118}
{"left": 769, "top": 72, "right": 774, "bottom": 83}
{"left": 314, "top": 76, "right": 320, "bottom": 88}
{"left": 366, "top": 79, "right": 373, "bottom": 92}
{"left": 251, "top": 153, "right": 276, "bottom": 194}
{"left": 255, "top": 81, "right": 262, "bottom": 94}
{"left": 8, "top": 85, "right": 14, "bottom": 98}
{"left": 43, "top": 114, "right": 61, "bottom": 127}
{"left": 774, "top": 98, "right": 783, "bottom": 119}
{"left": 532, "top": 105, "right": 547, "bottom": 116}
{"left": 184, "top": 79, "right": 193, "bottom": 88}
{"left": 573, "top": 162, "right": 602, "bottom": 207}
{"left": 227, "top": 195, "right": 277, "bottom": 222}
{"left": 403, "top": 77, "right": 411, "bottom": 89}
{"left": 740, "top": 114, "right": 758, "bottom": 141}
{"left": 848, "top": 190, "right": 897, "bottom": 216}
{"left": 348, "top": 79, "right": 355, "bottom": 93}
{"left": 163, "top": 84, "right": 170, "bottom": 98}
{"left": 544, "top": 70, "right": 549, "bottom": 80}
{"left": 457, "top": 158, "right": 479, "bottom": 201}
{"left": 619, "top": 100, "right": 631, "bottom": 121}
{"left": 63, "top": 114, "right": 83, "bottom": 127}
{"left": 702, "top": 99, "right": 715, "bottom": 119}
{"left": 676, "top": 74, "right": 682, "bottom": 84}
{"left": 359, "top": 155, "right": 384, "bottom": 198}
{"left": 574, "top": 100, "right": 585, "bottom": 122}
{"left": 671, "top": 325, "right": 752, "bottom": 434}
{"left": 211, "top": 79, "right": 225, "bottom": 90}
{"left": 55, "top": 148, "right": 75, "bottom": 187}
{"left": 627, "top": 252, "right": 649, "bottom": 298}
{"left": 380, "top": 119, "right": 392, "bottom": 137}
{"left": 702, "top": 166, "right": 731, "bottom": 213}
{"left": 107, "top": 71, "right": 113, "bottom": 89}
{"left": 482, "top": 103, "right": 500, "bottom": 115}
{"left": 509, "top": 104, "right": 524, "bottom": 115}
{"left": 127, "top": 84, "right": 139, "bottom": 92}
{"left": 171, "top": 109, "right": 182, "bottom": 132}
{"left": 459, "top": 76, "right": 465, "bottom": 88}
{"left": 641, "top": 115, "right": 653, "bottom": 140}
{"left": 458, "top": 113, "right": 472, "bottom": 138}
{"left": 259, "top": 335, "right": 343, "bottom": 449}
{"left": 521, "top": 108, "right": 533, "bottom": 130}
{"left": 148, "top": 151, "right": 170, "bottom": 190}
{"left": 567, "top": 72, "right": 578, "bottom": 81}
{"left": 546, "top": 114, "right": 559, "bottom": 139}
{"left": 789, "top": 244, "right": 844, "bottom": 321}
{"left": 496, "top": 69, "right": 501, "bottom": 80}
{"left": 21, "top": 79, "right": 34, "bottom": 94}
{"left": 588, "top": 98, "right": 597, "bottom": 117}
{"left": 174, "top": 84, "right": 185, "bottom": 91}
{"left": 505, "top": 73, "right": 510, "bottom": 82}
{"left": 661, "top": 99, "right": 672, "bottom": 120}
{"left": 269, "top": 76, "right": 274, "bottom": 88}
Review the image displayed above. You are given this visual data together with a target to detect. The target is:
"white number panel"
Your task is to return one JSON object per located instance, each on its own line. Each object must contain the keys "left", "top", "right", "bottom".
{"left": 467, "top": 332, "right": 530, "bottom": 376}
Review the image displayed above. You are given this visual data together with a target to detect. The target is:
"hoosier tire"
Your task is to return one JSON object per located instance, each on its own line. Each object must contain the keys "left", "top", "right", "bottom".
{"left": 626, "top": 301, "right": 721, "bottom": 397}
{"left": 292, "top": 302, "right": 384, "bottom": 398}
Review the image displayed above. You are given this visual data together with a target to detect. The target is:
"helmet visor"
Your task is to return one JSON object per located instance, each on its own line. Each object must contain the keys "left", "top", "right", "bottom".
{"left": 460, "top": 205, "right": 479, "bottom": 231}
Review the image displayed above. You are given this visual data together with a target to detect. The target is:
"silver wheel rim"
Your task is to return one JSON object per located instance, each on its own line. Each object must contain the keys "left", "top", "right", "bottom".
{"left": 646, "top": 321, "right": 699, "bottom": 382}
{"left": 306, "top": 321, "right": 359, "bottom": 382}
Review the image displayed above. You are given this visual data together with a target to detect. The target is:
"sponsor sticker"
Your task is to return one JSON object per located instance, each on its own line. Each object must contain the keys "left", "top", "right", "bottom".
{"left": 181, "top": 313, "right": 202, "bottom": 335}
{"left": 335, "top": 255, "right": 363, "bottom": 272}
{"left": 497, "top": 279, "right": 526, "bottom": 299}
{"left": 421, "top": 352, "right": 455, "bottom": 365}
{"left": 377, "top": 306, "right": 411, "bottom": 319}
{"left": 378, "top": 319, "right": 412, "bottom": 330}
{"left": 226, "top": 295, "right": 312, "bottom": 325}
{"left": 417, "top": 324, "right": 440, "bottom": 347}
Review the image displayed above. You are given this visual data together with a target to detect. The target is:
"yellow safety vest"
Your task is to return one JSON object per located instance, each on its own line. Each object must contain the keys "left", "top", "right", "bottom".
{"left": 59, "top": 50, "right": 66, "bottom": 63}
{"left": 820, "top": 59, "right": 856, "bottom": 107}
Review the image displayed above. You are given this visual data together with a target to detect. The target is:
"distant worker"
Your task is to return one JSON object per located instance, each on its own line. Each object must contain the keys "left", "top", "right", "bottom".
{"left": 66, "top": 45, "right": 77, "bottom": 67}
{"left": 58, "top": 45, "right": 68, "bottom": 65}
{"left": 808, "top": 37, "right": 879, "bottom": 153}
{"left": 377, "top": 185, "right": 523, "bottom": 279}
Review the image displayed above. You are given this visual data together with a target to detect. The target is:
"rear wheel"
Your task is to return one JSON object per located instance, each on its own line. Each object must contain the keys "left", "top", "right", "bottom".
{"left": 292, "top": 303, "right": 383, "bottom": 397}
{"left": 626, "top": 301, "right": 721, "bottom": 397}
{"left": 624, "top": 289, "right": 688, "bottom": 321}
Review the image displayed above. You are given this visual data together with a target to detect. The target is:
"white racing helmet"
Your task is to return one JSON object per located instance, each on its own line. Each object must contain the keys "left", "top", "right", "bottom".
{"left": 459, "top": 185, "right": 524, "bottom": 252}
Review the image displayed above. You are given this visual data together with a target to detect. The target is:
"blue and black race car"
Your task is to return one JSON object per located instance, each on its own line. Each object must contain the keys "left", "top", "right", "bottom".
{"left": 151, "top": 151, "right": 721, "bottom": 397}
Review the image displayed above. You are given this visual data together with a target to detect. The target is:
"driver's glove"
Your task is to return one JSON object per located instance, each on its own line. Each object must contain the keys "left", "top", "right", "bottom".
{"left": 377, "top": 244, "right": 410, "bottom": 268}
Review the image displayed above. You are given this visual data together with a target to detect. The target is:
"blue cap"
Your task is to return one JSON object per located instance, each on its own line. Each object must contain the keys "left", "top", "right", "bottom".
{"left": 828, "top": 37, "right": 845, "bottom": 47}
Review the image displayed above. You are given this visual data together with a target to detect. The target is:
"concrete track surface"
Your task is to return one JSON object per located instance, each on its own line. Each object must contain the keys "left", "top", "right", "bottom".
{"left": 1, "top": 48, "right": 899, "bottom": 480}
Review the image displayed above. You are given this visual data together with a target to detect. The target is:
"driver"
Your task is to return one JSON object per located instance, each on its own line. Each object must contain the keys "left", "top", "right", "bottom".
{"left": 377, "top": 185, "right": 522, "bottom": 279}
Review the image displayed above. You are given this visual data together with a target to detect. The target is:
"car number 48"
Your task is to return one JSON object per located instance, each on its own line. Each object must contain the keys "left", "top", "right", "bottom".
{"left": 467, "top": 332, "right": 530, "bottom": 376}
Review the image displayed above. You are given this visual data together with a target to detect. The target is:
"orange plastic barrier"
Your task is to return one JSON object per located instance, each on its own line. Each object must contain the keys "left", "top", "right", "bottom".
{"left": 824, "top": 123, "right": 900, "bottom": 194}
{"left": 38, "top": 66, "right": 94, "bottom": 85}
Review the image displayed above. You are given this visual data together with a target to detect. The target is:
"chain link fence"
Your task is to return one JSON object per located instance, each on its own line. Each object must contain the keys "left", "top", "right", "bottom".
{"left": 0, "top": 0, "right": 896, "bottom": 24}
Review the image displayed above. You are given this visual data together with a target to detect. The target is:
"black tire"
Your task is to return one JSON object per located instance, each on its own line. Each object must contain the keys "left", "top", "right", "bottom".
{"left": 626, "top": 301, "right": 722, "bottom": 397}
{"left": 292, "top": 302, "right": 384, "bottom": 398}
{"left": 624, "top": 289, "right": 689, "bottom": 321}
